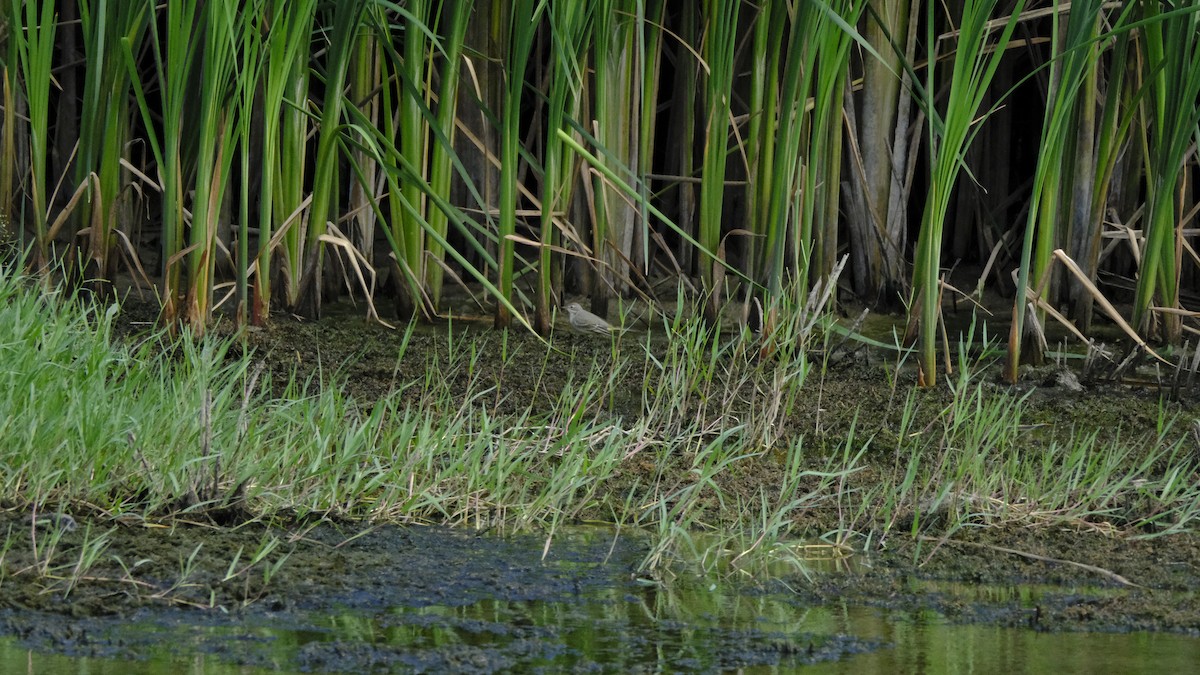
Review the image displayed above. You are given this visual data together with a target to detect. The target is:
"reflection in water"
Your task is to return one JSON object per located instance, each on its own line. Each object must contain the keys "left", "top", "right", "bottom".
{"left": 0, "top": 529, "right": 1197, "bottom": 674}
{"left": 4, "top": 592, "right": 1198, "bottom": 674}
{"left": 796, "top": 609, "right": 1200, "bottom": 675}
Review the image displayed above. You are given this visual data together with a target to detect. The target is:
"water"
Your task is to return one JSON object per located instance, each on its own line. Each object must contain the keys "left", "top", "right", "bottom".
{"left": 792, "top": 606, "right": 1200, "bottom": 674}
{"left": 1, "top": 529, "right": 1196, "bottom": 673}
{"left": 4, "top": 601, "right": 1196, "bottom": 674}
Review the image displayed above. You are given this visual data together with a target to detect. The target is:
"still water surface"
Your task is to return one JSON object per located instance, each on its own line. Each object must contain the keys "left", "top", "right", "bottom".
{"left": 3, "top": 603, "right": 1195, "bottom": 674}
{"left": 1, "top": 529, "right": 1195, "bottom": 673}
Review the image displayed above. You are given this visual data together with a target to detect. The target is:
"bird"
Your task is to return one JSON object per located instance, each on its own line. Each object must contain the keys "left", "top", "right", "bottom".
{"left": 31, "top": 512, "right": 77, "bottom": 532}
{"left": 564, "top": 302, "right": 617, "bottom": 335}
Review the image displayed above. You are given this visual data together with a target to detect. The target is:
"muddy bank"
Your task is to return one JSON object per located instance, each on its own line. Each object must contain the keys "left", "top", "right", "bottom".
{"left": 0, "top": 509, "right": 1197, "bottom": 671}
{"left": 4, "top": 298, "right": 1198, "bottom": 670}
{"left": 0, "top": 515, "right": 880, "bottom": 672}
{"left": 219, "top": 306, "right": 1191, "bottom": 451}
{"left": 797, "top": 527, "right": 1200, "bottom": 635}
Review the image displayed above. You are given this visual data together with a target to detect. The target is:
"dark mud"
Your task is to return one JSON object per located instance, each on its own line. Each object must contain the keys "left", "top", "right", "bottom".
{"left": 799, "top": 527, "right": 1200, "bottom": 634}
{"left": 7, "top": 300, "right": 1200, "bottom": 670}
{"left": 0, "top": 515, "right": 879, "bottom": 672}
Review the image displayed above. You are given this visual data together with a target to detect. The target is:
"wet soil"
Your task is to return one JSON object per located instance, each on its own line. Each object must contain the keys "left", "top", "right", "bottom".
{"left": 5, "top": 298, "right": 1200, "bottom": 670}
{"left": 0, "top": 516, "right": 880, "bottom": 672}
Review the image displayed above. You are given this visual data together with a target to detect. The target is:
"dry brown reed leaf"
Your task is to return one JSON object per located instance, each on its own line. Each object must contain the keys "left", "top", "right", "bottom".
{"left": 1020, "top": 249, "right": 1167, "bottom": 366}
{"left": 320, "top": 222, "right": 389, "bottom": 327}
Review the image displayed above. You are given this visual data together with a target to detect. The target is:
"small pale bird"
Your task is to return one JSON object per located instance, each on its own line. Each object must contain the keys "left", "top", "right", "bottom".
{"left": 564, "top": 302, "right": 616, "bottom": 335}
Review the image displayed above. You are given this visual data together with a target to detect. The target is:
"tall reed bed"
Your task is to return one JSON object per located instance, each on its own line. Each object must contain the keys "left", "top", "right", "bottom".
{"left": 6, "top": 0, "right": 54, "bottom": 267}
{"left": 910, "top": 0, "right": 1024, "bottom": 386}
{"left": 2, "top": 1, "right": 1200, "bottom": 382}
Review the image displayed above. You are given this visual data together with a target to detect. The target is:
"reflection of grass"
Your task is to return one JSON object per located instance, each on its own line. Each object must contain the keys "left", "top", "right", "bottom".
{"left": 1, "top": 265, "right": 1197, "bottom": 597}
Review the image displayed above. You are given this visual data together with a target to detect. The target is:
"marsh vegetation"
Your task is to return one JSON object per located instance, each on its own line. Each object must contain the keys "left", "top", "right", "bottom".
{"left": 1, "top": 2, "right": 1200, "bottom": 375}
{"left": 2, "top": 1, "right": 1200, "bottom": 669}
{"left": 1, "top": 264, "right": 1197, "bottom": 599}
